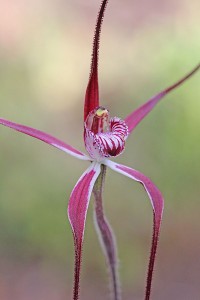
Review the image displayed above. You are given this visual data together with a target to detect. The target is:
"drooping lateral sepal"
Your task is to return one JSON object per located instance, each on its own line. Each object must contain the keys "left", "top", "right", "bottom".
{"left": 68, "top": 162, "right": 101, "bottom": 300}
{"left": 105, "top": 160, "right": 164, "bottom": 300}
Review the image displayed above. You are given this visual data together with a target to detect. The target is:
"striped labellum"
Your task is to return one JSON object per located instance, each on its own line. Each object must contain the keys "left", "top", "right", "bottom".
{"left": 84, "top": 106, "right": 129, "bottom": 161}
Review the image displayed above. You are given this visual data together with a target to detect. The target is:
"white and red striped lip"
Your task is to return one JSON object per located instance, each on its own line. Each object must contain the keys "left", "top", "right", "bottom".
{"left": 84, "top": 106, "right": 129, "bottom": 161}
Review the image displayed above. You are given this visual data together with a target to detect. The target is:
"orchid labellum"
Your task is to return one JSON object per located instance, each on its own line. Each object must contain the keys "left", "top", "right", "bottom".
{"left": 0, "top": 1, "right": 199, "bottom": 300}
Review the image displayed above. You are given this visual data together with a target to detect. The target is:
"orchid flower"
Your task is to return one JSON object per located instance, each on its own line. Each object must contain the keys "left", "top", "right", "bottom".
{"left": 0, "top": 1, "right": 199, "bottom": 300}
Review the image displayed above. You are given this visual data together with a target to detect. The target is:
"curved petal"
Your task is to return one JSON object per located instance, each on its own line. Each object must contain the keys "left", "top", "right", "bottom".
{"left": 105, "top": 159, "right": 164, "bottom": 300}
{"left": 68, "top": 162, "right": 101, "bottom": 300}
{"left": 0, "top": 118, "right": 89, "bottom": 160}
{"left": 84, "top": 0, "right": 109, "bottom": 121}
{"left": 125, "top": 63, "right": 200, "bottom": 134}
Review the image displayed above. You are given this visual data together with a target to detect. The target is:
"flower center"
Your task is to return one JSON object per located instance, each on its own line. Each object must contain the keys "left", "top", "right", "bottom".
{"left": 84, "top": 106, "right": 128, "bottom": 161}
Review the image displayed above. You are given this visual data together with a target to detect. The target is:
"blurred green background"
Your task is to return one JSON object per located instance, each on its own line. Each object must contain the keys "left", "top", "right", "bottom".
{"left": 0, "top": 0, "right": 199, "bottom": 299}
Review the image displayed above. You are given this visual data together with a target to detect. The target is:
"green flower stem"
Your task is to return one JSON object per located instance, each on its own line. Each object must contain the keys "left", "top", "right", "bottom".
{"left": 93, "top": 165, "right": 121, "bottom": 300}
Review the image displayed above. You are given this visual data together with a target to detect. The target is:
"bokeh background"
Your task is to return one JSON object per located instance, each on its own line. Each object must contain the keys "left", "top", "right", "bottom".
{"left": 0, "top": 0, "right": 199, "bottom": 299}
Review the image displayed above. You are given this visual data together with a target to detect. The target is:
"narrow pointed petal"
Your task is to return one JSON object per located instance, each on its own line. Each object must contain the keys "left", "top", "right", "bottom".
{"left": 68, "top": 162, "right": 101, "bottom": 300}
{"left": 105, "top": 160, "right": 164, "bottom": 300}
{"left": 0, "top": 118, "right": 89, "bottom": 160}
{"left": 125, "top": 63, "right": 200, "bottom": 134}
{"left": 93, "top": 165, "right": 121, "bottom": 300}
{"left": 84, "top": 0, "right": 109, "bottom": 121}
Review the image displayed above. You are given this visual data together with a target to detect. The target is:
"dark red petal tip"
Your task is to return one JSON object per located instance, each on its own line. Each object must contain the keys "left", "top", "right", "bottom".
{"left": 84, "top": 0, "right": 109, "bottom": 121}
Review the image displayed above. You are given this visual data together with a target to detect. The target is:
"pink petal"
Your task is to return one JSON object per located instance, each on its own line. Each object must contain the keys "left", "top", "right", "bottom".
{"left": 105, "top": 159, "right": 164, "bottom": 300}
{"left": 125, "top": 63, "right": 200, "bottom": 134}
{"left": 84, "top": 0, "right": 109, "bottom": 121}
{"left": 68, "top": 163, "right": 101, "bottom": 300}
{"left": 0, "top": 118, "right": 89, "bottom": 160}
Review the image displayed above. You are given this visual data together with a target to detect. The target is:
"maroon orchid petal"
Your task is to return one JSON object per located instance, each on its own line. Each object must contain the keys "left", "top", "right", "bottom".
{"left": 125, "top": 63, "right": 200, "bottom": 134}
{"left": 0, "top": 118, "right": 89, "bottom": 160}
{"left": 84, "top": 0, "right": 109, "bottom": 121}
{"left": 105, "top": 160, "right": 164, "bottom": 300}
{"left": 68, "top": 163, "right": 101, "bottom": 300}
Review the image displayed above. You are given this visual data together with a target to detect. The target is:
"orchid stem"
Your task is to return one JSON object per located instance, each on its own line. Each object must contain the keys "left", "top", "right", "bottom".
{"left": 93, "top": 165, "right": 121, "bottom": 300}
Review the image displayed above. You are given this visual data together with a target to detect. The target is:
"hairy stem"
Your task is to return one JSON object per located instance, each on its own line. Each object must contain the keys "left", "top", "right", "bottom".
{"left": 145, "top": 216, "right": 160, "bottom": 300}
{"left": 93, "top": 165, "right": 121, "bottom": 300}
{"left": 73, "top": 239, "right": 81, "bottom": 300}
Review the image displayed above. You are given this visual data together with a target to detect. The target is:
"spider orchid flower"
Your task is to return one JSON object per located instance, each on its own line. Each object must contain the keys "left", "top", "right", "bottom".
{"left": 0, "top": 1, "right": 199, "bottom": 299}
